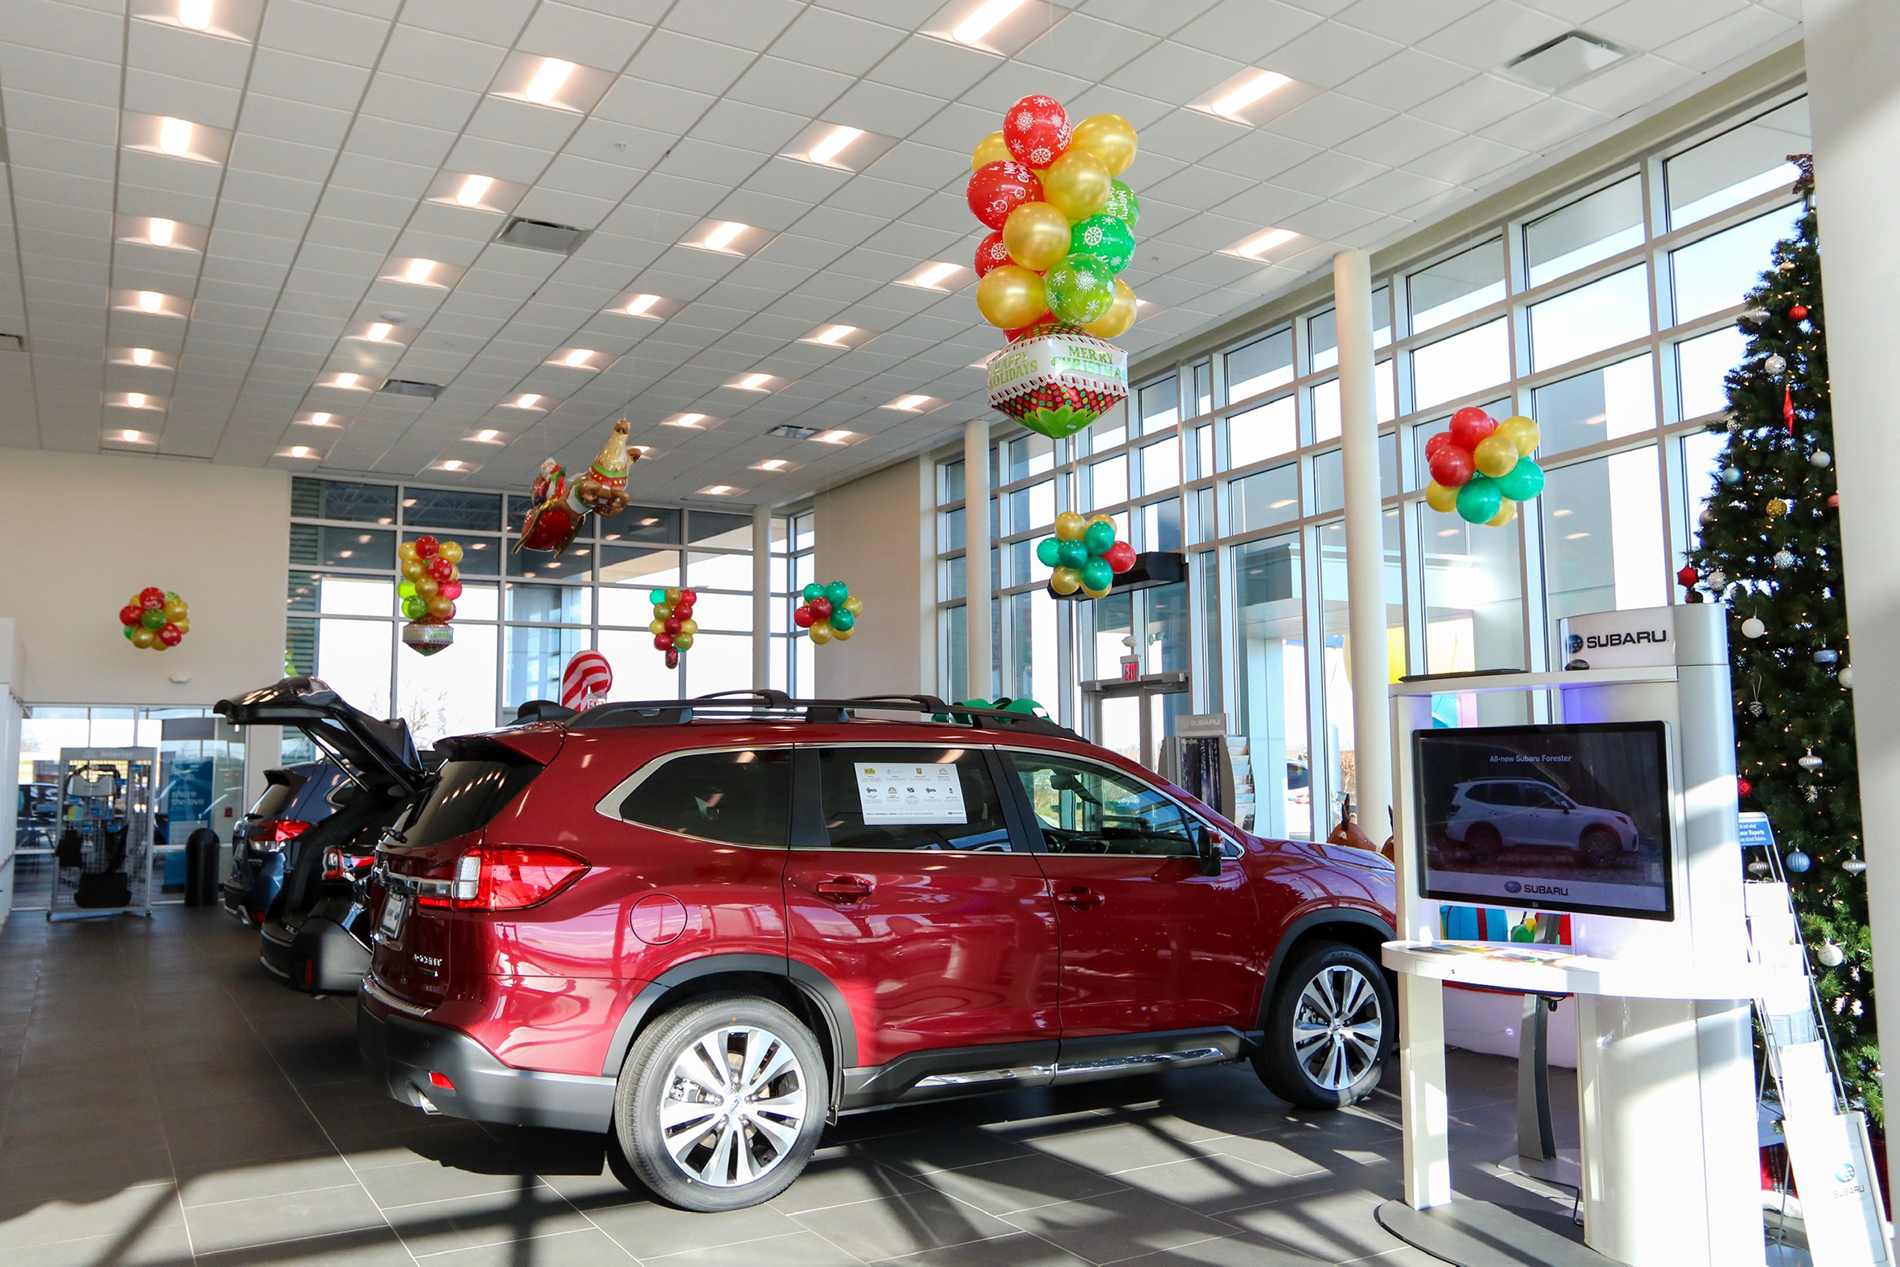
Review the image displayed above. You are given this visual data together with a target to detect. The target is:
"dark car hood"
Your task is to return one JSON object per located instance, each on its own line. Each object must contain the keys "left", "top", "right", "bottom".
{"left": 216, "top": 676, "right": 427, "bottom": 797}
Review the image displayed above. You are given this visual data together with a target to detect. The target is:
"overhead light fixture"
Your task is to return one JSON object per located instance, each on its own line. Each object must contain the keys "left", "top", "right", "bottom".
{"left": 333, "top": 372, "right": 361, "bottom": 388}
{"left": 814, "top": 429, "right": 855, "bottom": 445}
{"left": 366, "top": 322, "right": 392, "bottom": 341}
{"left": 887, "top": 394, "right": 932, "bottom": 411}
{"left": 288, "top": 445, "right": 312, "bottom": 458}
{"left": 1235, "top": 228, "right": 1298, "bottom": 258}
{"left": 177, "top": 0, "right": 212, "bottom": 29}
{"left": 666, "top": 412, "right": 707, "bottom": 428}
{"left": 126, "top": 392, "right": 147, "bottom": 408}
{"left": 157, "top": 117, "right": 193, "bottom": 156}
{"left": 698, "top": 484, "right": 736, "bottom": 496}
{"left": 402, "top": 258, "right": 436, "bottom": 285}
{"left": 148, "top": 218, "right": 176, "bottom": 247}
{"left": 807, "top": 324, "right": 856, "bottom": 346}
{"left": 1565, "top": 531, "right": 1591, "bottom": 540}
{"left": 734, "top": 372, "right": 773, "bottom": 391}
{"left": 512, "top": 393, "right": 542, "bottom": 408}
{"left": 1553, "top": 508, "right": 1574, "bottom": 518}
{"left": 909, "top": 262, "right": 961, "bottom": 290}
{"left": 754, "top": 459, "right": 789, "bottom": 471}
{"left": 454, "top": 174, "right": 494, "bottom": 207}
{"left": 137, "top": 291, "right": 165, "bottom": 313}
{"left": 702, "top": 221, "right": 746, "bottom": 252}
{"left": 440, "top": 459, "right": 464, "bottom": 472}
{"left": 523, "top": 58, "right": 575, "bottom": 105}
{"left": 306, "top": 412, "right": 333, "bottom": 426}
{"left": 768, "top": 423, "right": 819, "bottom": 439}
{"left": 953, "top": 0, "right": 1028, "bottom": 45}
{"left": 131, "top": 348, "right": 154, "bottom": 367}
{"left": 1269, "top": 498, "right": 1295, "bottom": 509}
{"left": 620, "top": 293, "right": 663, "bottom": 318}
{"left": 562, "top": 348, "right": 596, "bottom": 368}
{"left": 1210, "top": 71, "right": 1292, "bottom": 118}
{"left": 474, "top": 428, "right": 500, "bottom": 442}
{"left": 122, "top": 429, "right": 144, "bottom": 442}
{"left": 808, "top": 125, "right": 863, "bottom": 166}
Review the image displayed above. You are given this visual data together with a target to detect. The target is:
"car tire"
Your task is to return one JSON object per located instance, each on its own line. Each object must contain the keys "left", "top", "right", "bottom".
{"left": 614, "top": 995, "right": 828, "bottom": 1212}
{"left": 1463, "top": 824, "right": 1502, "bottom": 865}
{"left": 1253, "top": 942, "right": 1393, "bottom": 1109}
{"left": 1580, "top": 826, "right": 1619, "bottom": 868}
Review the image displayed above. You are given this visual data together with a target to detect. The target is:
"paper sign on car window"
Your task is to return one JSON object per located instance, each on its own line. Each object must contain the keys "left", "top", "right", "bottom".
{"left": 855, "top": 763, "right": 967, "bottom": 824}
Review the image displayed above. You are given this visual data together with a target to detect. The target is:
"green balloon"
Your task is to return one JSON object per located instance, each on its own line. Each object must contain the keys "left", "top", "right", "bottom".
{"left": 1496, "top": 457, "right": 1545, "bottom": 502}
{"left": 1056, "top": 539, "right": 1088, "bottom": 569}
{"left": 1456, "top": 476, "right": 1503, "bottom": 525}
{"left": 1102, "top": 180, "right": 1139, "bottom": 228}
{"left": 824, "top": 580, "right": 850, "bottom": 605}
{"left": 140, "top": 608, "right": 165, "bottom": 631}
{"left": 1079, "top": 556, "right": 1114, "bottom": 592}
{"left": 403, "top": 596, "right": 427, "bottom": 619}
{"left": 801, "top": 582, "right": 824, "bottom": 602}
{"left": 649, "top": 588, "right": 667, "bottom": 605}
{"left": 399, "top": 580, "right": 417, "bottom": 599}
{"left": 1082, "top": 521, "right": 1115, "bottom": 555}
{"left": 122, "top": 623, "right": 137, "bottom": 641}
{"left": 829, "top": 607, "right": 855, "bottom": 632}
{"left": 1044, "top": 253, "right": 1116, "bottom": 325}
{"left": 1070, "top": 214, "right": 1135, "bottom": 274}
{"left": 1035, "top": 537, "right": 1062, "bottom": 567}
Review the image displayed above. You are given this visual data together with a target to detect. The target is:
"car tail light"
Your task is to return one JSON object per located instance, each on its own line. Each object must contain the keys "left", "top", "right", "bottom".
{"left": 251, "top": 819, "right": 310, "bottom": 850}
{"left": 449, "top": 846, "right": 587, "bottom": 911}
{"left": 323, "top": 850, "right": 370, "bottom": 882}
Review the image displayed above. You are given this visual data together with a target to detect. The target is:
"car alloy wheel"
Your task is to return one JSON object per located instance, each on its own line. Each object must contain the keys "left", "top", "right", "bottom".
{"left": 659, "top": 1023, "right": 808, "bottom": 1187}
{"left": 1293, "top": 964, "right": 1384, "bottom": 1092}
{"left": 1253, "top": 941, "right": 1393, "bottom": 1109}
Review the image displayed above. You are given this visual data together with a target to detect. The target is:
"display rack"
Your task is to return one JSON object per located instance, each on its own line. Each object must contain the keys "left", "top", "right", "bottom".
{"left": 49, "top": 746, "right": 156, "bottom": 922}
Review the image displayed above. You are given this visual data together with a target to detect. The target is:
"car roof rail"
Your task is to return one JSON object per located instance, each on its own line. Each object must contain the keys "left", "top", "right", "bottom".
{"left": 554, "top": 690, "right": 1079, "bottom": 738}
{"left": 512, "top": 700, "right": 577, "bottom": 726}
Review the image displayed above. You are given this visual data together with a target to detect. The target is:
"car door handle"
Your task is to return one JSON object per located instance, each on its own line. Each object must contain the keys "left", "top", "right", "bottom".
{"left": 1053, "top": 886, "right": 1104, "bottom": 910}
{"left": 816, "top": 875, "right": 874, "bottom": 901}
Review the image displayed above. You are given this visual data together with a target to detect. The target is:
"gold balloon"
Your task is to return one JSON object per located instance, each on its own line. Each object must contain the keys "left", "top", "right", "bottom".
{"left": 1486, "top": 499, "right": 1518, "bottom": 528}
{"left": 1050, "top": 567, "right": 1082, "bottom": 595}
{"left": 842, "top": 595, "right": 863, "bottom": 615}
{"left": 438, "top": 541, "right": 463, "bottom": 564}
{"left": 1041, "top": 149, "right": 1111, "bottom": 222}
{"left": 649, "top": 619, "right": 666, "bottom": 636}
{"left": 1081, "top": 584, "right": 1112, "bottom": 600}
{"left": 809, "top": 620, "right": 833, "bottom": 645}
{"left": 131, "top": 625, "right": 157, "bottom": 648}
{"left": 832, "top": 625, "right": 854, "bottom": 641}
{"left": 1085, "top": 278, "right": 1137, "bottom": 338}
{"left": 1071, "top": 113, "right": 1137, "bottom": 176}
{"left": 1496, "top": 415, "right": 1539, "bottom": 456}
{"left": 976, "top": 264, "right": 1047, "bottom": 329}
{"left": 679, "top": 618, "right": 698, "bottom": 637}
{"left": 1472, "top": 433, "right": 1519, "bottom": 479}
{"left": 1054, "top": 510, "right": 1086, "bottom": 541}
{"left": 172, "top": 616, "right": 189, "bottom": 635}
{"left": 1424, "top": 481, "right": 1459, "bottom": 514}
{"left": 971, "top": 130, "right": 1010, "bottom": 172}
{"left": 1003, "top": 201, "right": 1071, "bottom": 272}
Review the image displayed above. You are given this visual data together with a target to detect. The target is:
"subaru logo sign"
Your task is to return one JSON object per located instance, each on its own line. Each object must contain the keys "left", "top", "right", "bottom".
{"left": 1504, "top": 880, "right": 1522, "bottom": 894}
{"left": 1566, "top": 634, "right": 1584, "bottom": 654}
{"left": 1836, "top": 1162, "right": 1856, "bottom": 1184}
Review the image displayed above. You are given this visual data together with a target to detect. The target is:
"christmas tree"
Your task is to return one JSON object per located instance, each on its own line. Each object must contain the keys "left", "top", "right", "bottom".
{"left": 1681, "top": 156, "right": 1877, "bottom": 1124}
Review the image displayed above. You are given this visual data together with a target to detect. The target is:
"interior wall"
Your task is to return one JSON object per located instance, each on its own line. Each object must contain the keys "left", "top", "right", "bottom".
{"left": 812, "top": 455, "right": 936, "bottom": 699}
{"left": 0, "top": 452, "right": 291, "bottom": 708}
{"left": 0, "top": 619, "right": 21, "bottom": 925}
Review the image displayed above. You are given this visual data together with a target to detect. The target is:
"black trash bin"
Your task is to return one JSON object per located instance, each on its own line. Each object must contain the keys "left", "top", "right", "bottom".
{"left": 184, "top": 827, "right": 221, "bottom": 907}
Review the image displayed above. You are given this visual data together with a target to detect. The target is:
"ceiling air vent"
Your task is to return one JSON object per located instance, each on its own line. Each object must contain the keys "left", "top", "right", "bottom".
{"left": 0, "top": 334, "right": 23, "bottom": 353}
{"left": 379, "top": 378, "right": 443, "bottom": 399}
{"left": 1500, "top": 31, "right": 1627, "bottom": 90}
{"left": 494, "top": 216, "right": 592, "bottom": 255}
{"left": 767, "top": 424, "right": 819, "bottom": 439}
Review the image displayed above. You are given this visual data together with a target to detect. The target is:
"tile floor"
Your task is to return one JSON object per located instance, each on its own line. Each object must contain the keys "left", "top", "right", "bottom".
{"left": 0, "top": 906, "right": 1592, "bottom": 1266}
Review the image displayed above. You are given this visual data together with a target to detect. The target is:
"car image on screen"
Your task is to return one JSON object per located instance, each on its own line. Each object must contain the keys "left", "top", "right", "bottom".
{"left": 1445, "top": 778, "right": 1639, "bottom": 868}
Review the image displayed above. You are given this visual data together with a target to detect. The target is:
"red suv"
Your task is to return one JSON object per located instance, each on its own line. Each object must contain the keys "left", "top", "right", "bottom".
{"left": 357, "top": 693, "right": 1396, "bottom": 1212}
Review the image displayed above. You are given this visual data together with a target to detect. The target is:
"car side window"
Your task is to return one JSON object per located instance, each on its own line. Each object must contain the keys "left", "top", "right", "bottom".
{"left": 813, "top": 747, "right": 1012, "bottom": 852}
{"left": 619, "top": 749, "right": 792, "bottom": 848}
{"left": 1008, "top": 753, "right": 1198, "bottom": 858}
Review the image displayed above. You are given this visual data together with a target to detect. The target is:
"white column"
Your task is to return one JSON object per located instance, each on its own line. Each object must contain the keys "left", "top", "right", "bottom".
{"left": 1806, "top": 14, "right": 1900, "bottom": 1261}
{"left": 1333, "top": 249, "right": 1393, "bottom": 840}
{"left": 964, "top": 418, "right": 993, "bottom": 702}
{"left": 751, "top": 504, "right": 772, "bottom": 691}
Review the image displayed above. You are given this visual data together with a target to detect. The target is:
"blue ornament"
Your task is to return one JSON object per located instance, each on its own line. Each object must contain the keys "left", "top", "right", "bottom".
{"left": 1813, "top": 648, "right": 1838, "bottom": 665}
{"left": 1785, "top": 849, "right": 1811, "bottom": 874}
{"left": 1720, "top": 466, "right": 1743, "bottom": 485}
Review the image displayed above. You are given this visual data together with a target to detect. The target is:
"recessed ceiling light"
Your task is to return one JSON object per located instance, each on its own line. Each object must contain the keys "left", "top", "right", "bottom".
{"left": 1211, "top": 71, "right": 1293, "bottom": 118}
{"left": 288, "top": 445, "right": 312, "bottom": 458}
{"left": 734, "top": 372, "right": 773, "bottom": 391}
{"left": 523, "top": 58, "right": 575, "bottom": 105}
{"left": 1235, "top": 228, "right": 1298, "bottom": 258}
{"left": 455, "top": 174, "right": 494, "bottom": 207}
{"left": 402, "top": 258, "right": 436, "bottom": 285}
{"left": 333, "top": 373, "right": 360, "bottom": 388}
{"left": 562, "top": 348, "right": 596, "bottom": 368}
{"left": 122, "top": 429, "right": 144, "bottom": 442}
{"left": 131, "top": 348, "right": 154, "bottom": 366}
{"left": 702, "top": 221, "right": 747, "bottom": 252}
{"left": 698, "top": 484, "right": 736, "bottom": 496}
{"left": 1565, "top": 531, "right": 1591, "bottom": 540}
{"left": 814, "top": 429, "right": 855, "bottom": 445}
{"left": 808, "top": 124, "right": 863, "bottom": 166}
{"left": 440, "top": 459, "right": 464, "bottom": 471}
{"left": 148, "top": 218, "right": 176, "bottom": 247}
{"left": 157, "top": 117, "right": 193, "bottom": 156}
{"left": 1269, "top": 498, "right": 1295, "bottom": 509}
{"left": 666, "top": 412, "right": 707, "bottom": 428}
{"left": 954, "top": 0, "right": 1027, "bottom": 44}
{"left": 338, "top": 549, "right": 354, "bottom": 558}
{"left": 1437, "top": 527, "right": 1461, "bottom": 538}
{"left": 512, "top": 393, "right": 542, "bottom": 409}
{"left": 126, "top": 392, "right": 147, "bottom": 408}
{"left": 1553, "top": 508, "right": 1574, "bottom": 518}
{"left": 909, "top": 262, "right": 961, "bottom": 290}
{"left": 366, "top": 322, "right": 392, "bottom": 342}
{"left": 754, "top": 458, "right": 789, "bottom": 472}
{"left": 887, "top": 394, "right": 932, "bottom": 411}
{"left": 137, "top": 291, "right": 165, "bottom": 313}
{"left": 806, "top": 324, "right": 856, "bottom": 346}
{"left": 177, "top": 0, "right": 212, "bottom": 29}
{"left": 306, "top": 412, "right": 333, "bottom": 426}
{"left": 474, "top": 428, "right": 500, "bottom": 443}
{"left": 623, "top": 293, "right": 663, "bottom": 317}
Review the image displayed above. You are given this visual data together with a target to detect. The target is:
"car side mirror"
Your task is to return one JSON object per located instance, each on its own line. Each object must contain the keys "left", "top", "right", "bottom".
{"left": 1193, "top": 822, "right": 1222, "bottom": 877}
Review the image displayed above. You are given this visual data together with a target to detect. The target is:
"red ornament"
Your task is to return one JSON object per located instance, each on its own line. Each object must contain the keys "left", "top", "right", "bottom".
{"left": 1829, "top": 493, "right": 1841, "bottom": 509}
{"left": 1738, "top": 776, "right": 1753, "bottom": 798}
{"left": 1788, "top": 304, "right": 1809, "bottom": 321}
{"left": 974, "top": 230, "right": 1012, "bottom": 277}
{"left": 1783, "top": 385, "right": 1795, "bottom": 436}
{"left": 118, "top": 604, "right": 142, "bottom": 627}
{"left": 1428, "top": 446, "right": 1476, "bottom": 489}
{"left": 967, "top": 161, "right": 1042, "bottom": 231}
{"left": 793, "top": 605, "right": 815, "bottom": 629}
{"left": 665, "top": 648, "right": 680, "bottom": 669}
{"left": 808, "top": 597, "right": 833, "bottom": 620}
{"left": 1447, "top": 407, "right": 1497, "bottom": 451}
{"left": 415, "top": 535, "right": 439, "bottom": 559}
{"left": 139, "top": 586, "right": 166, "bottom": 609}
{"left": 1676, "top": 564, "right": 1699, "bottom": 588}
{"left": 1103, "top": 540, "right": 1137, "bottom": 574}
{"left": 1003, "top": 95, "right": 1071, "bottom": 168}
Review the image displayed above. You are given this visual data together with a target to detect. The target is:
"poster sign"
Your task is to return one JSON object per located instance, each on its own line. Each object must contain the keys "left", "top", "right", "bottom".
{"left": 855, "top": 763, "right": 966, "bottom": 824}
{"left": 1557, "top": 605, "right": 1678, "bottom": 671}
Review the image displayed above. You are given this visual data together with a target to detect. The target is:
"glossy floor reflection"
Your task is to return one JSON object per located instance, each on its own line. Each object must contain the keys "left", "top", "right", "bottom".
{"left": 0, "top": 907, "right": 1590, "bottom": 1266}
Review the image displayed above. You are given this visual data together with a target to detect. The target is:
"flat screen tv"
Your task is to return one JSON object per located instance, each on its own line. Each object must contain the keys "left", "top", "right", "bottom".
{"left": 1413, "top": 721, "right": 1674, "bottom": 921}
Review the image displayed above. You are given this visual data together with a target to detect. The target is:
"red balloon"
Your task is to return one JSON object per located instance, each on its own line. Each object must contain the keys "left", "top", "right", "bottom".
{"left": 793, "top": 605, "right": 815, "bottom": 629}
{"left": 967, "top": 161, "right": 1042, "bottom": 231}
{"left": 1004, "top": 95, "right": 1071, "bottom": 168}
{"left": 1447, "top": 407, "right": 1497, "bottom": 451}
{"left": 414, "top": 535, "right": 439, "bottom": 559}
{"left": 974, "top": 230, "right": 1011, "bottom": 278}
{"left": 654, "top": 633, "right": 675, "bottom": 650}
{"left": 140, "top": 587, "right": 165, "bottom": 609}
{"left": 1429, "top": 446, "right": 1476, "bottom": 489}
{"left": 428, "top": 557, "right": 453, "bottom": 582}
{"left": 1006, "top": 312, "right": 1054, "bottom": 342}
{"left": 157, "top": 623, "right": 183, "bottom": 647}
{"left": 1424, "top": 432, "right": 1455, "bottom": 461}
{"left": 665, "top": 648, "right": 680, "bottom": 669}
{"left": 663, "top": 616, "right": 682, "bottom": 635}
{"left": 808, "top": 597, "right": 833, "bottom": 620}
{"left": 439, "top": 580, "right": 462, "bottom": 600}
{"left": 1103, "top": 540, "right": 1137, "bottom": 574}
{"left": 119, "top": 604, "right": 142, "bottom": 627}
{"left": 679, "top": 589, "right": 696, "bottom": 603}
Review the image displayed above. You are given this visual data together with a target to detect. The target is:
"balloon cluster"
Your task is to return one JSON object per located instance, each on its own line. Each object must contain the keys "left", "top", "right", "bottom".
{"left": 970, "top": 99, "right": 1139, "bottom": 440}
{"left": 1038, "top": 512, "right": 1135, "bottom": 599}
{"left": 399, "top": 536, "right": 462, "bottom": 656}
{"left": 1424, "top": 407, "right": 1546, "bottom": 526}
{"left": 794, "top": 581, "right": 862, "bottom": 647}
{"left": 649, "top": 588, "right": 698, "bottom": 670}
{"left": 118, "top": 587, "right": 189, "bottom": 650}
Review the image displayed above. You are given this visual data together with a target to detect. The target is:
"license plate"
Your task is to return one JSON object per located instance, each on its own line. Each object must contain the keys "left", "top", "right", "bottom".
{"left": 377, "top": 890, "right": 409, "bottom": 941}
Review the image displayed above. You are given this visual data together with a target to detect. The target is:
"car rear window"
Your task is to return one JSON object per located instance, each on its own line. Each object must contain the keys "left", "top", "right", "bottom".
{"left": 396, "top": 752, "right": 542, "bottom": 850}
{"left": 619, "top": 750, "right": 792, "bottom": 848}
{"left": 248, "top": 775, "right": 303, "bottom": 821}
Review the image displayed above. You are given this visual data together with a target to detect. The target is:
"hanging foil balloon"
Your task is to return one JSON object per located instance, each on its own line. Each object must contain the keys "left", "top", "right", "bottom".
{"left": 986, "top": 326, "right": 1128, "bottom": 440}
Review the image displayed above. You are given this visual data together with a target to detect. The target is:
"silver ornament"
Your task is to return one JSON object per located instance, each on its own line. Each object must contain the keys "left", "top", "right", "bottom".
{"left": 1764, "top": 354, "right": 1787, "bottom": 375}
{"left": 1839, "top": 665, "right": 1854, "bottom": 688}
{"left": 1700, "top": 507, "right": 1717, "bottom": 527}
{"left": 1844, "top": 858, "right": 1867, "bottom": 874}
{"left": 1811, "top": 450, "right": 1832, "bottom": 468}
{"left": 1704, "top": 569, "right": 1726, "bottom": 588}
{"left": 1773, "top": 549, "right": 1797, "bottom": 568}
{"left": 1817, "top": 941, "right": 1846, "bottom": 968}
{"left": 1748, "top": 700, "right": 1766, "bottom": 716}
{"left": 1804, "top": 786, "right": 1820, "bottom": 802}
{"left": 1799, "top": 749, "right": 1824, "bottom": 772}
{"left": 1742, "top": 616, "right": 1767, "bottom": 639}
{"left": 1743, "top": 307, "right": 1771, "bottom": 324}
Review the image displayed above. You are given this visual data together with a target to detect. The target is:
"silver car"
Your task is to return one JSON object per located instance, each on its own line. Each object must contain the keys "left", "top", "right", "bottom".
{"left": 1445, "top": 778, "right": 1639, "bottom": 867}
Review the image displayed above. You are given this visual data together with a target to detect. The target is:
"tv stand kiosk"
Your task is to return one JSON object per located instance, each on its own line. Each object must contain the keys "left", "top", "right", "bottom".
{"left": 1380, "top": 604, "right": 1776, "bottom": 1267}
